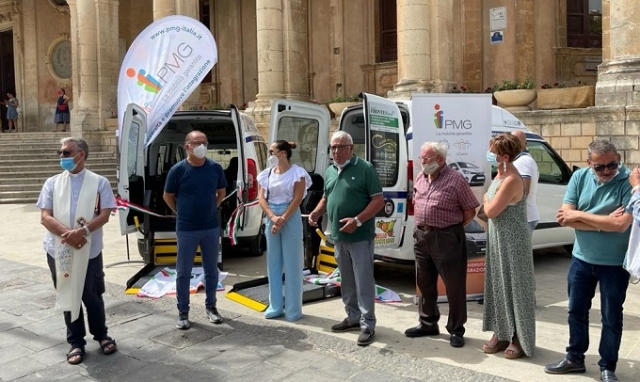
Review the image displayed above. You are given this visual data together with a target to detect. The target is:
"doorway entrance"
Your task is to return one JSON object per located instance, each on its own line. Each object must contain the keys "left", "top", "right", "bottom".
{"left": 0, "top": 30, "right": 15, "bottom": 132}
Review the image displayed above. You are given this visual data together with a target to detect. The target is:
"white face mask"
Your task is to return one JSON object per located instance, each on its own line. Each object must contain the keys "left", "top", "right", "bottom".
{"left": 193, "top": 144, "right": 207, "bottom": 159}
{"left": 594, "top": 168, "right": 619, "bottom": 184}
{"left": 267, "top": 155, "right": 279, "bottom": 168}
{"left": 421, "top": 162, "right": 439, "bottom": 175}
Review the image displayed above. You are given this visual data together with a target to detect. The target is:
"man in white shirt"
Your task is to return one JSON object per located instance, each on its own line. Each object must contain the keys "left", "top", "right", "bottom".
{"left": 512, "top": 130, "right": 540, "bottom": 232}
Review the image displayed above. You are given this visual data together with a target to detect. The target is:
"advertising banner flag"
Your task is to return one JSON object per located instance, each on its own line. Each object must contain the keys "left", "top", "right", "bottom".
{"left": 411, "top": 94, "right": 492, "bottom": 301}
{"left": 117, "top": 15, "right": 217, "bottom": 146}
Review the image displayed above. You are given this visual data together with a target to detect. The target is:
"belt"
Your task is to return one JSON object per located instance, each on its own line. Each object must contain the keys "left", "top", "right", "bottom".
{"left": 416, "top": 223, "right": 461, "bottom": 232}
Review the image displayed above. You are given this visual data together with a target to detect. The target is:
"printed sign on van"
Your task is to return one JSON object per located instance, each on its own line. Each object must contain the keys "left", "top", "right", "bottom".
{"left": 117, "top": 15, "right": 217, "bottom": 147}
{"left": 411, "top": 94, "right": 492, "bottom": 190}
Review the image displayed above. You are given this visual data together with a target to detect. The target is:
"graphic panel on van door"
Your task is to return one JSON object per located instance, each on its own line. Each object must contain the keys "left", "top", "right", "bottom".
{"left": 362, "top": 93, "right": 407, "bottom": 249}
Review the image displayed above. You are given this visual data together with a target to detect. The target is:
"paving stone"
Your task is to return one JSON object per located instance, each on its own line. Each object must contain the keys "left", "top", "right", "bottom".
{"left": 264, "top": 348, "right": 319, "bottom": 371}
{"left": 231, "top": 360, "right": 297, "bottom": 381}
{"left": 199, "top": 347, "right": 263, "bottom": 370}
{"left": 108, "top": 362, "right": 186, "bottom": 382}
{"left": 0, "top": 343, "right": 36, "bottom": 366}
{"left": 150, "top": 325, "right": 222, "bottom": 349}
{"left": 118, "top": 338, "right": 177, "bottom": 362}
{"left": 0, "top": 358, "right": 48, "bottom": 381}
{"left": 21, "top": 313, "right": 67, "bottom": 336}
{"left": 77, "top": 352, "right": 147, "bottom": 381}
{"left": 27, "top": 342, "right": 70, "bottom": 366}
{"left": 162, "top": 331, "right": 253, "bottom": 366}
{"left": 4, "top": 327, "right": 64, "bottom": 352}
{"left": 168, "top": 363, "right": 232, "bottom": 382}
{"left": 348, "top": 368, "right": 407, "bottom": 382}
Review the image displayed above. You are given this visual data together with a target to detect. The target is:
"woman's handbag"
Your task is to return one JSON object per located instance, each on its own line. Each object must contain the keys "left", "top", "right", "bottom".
{"left": 477, "top": 205, "right": 488, "bottom": 222}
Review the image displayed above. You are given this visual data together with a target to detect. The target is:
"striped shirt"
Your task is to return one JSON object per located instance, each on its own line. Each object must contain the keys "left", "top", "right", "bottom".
{"left": 414, "top": 165, "right": 480, "bottom": 228}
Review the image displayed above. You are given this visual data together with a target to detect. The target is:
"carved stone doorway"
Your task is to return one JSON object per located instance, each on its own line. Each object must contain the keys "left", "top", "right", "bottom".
{"left": 0, "top": 29, "right": 14, "bottom": 132}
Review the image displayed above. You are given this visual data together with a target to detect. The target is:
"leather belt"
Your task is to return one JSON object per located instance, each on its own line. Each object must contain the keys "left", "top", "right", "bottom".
{"left": 416, "top": 223, "right": 461, "bottom": 232}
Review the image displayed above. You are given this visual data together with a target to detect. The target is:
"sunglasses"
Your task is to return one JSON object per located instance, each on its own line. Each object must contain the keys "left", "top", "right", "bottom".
{"left": 592, "top": 161, "right": 619, "bottom": 172}
{"left": 56, "top": 150, "right": 77, "bottom": 157}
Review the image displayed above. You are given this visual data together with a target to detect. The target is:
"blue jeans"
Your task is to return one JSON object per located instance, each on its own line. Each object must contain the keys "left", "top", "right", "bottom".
{"left": 176, "top": 227, "right": 220, "bottom": 313}
{"left": 47, "top": 253, "right": 109, "bottom": 349}
{"left": 264, "top": 203, "right": 303, "bottom": 321}
{"left": 566, "top": 256, "right": 630, "bottom": 371}
{"left": 334, "top": 239, "right": 376, "bottom": 330}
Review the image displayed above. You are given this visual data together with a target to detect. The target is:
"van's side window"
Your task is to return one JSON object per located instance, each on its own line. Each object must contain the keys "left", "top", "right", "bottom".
{"left": 276, "top": 117, "right": 319, "bottom": 172}
{"left": 126, "top": 121, "right": 140, "bottom": 177}
{"left": 528, "top": 141, "right": 571, "bottom": 185}
{"left": 157, "top": 144, "right": 168, "bottom": 175}
{"left": 254, "top": 142, "right": 267, "bottom": 170}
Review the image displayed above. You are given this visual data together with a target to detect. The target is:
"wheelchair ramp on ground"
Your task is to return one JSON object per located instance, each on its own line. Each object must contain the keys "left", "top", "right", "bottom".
{"left": 225, "top": 276, "right": 340, "bottom": 312}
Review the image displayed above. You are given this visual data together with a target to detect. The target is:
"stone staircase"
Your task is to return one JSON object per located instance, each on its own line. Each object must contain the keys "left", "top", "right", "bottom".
{"left": 0, "top": 132, "right": 118, "bottom": 204}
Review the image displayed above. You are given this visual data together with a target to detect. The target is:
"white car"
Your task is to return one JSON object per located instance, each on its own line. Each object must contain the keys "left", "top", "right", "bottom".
{"left": 449, "top": 161, "right": 486, "bottom": 187}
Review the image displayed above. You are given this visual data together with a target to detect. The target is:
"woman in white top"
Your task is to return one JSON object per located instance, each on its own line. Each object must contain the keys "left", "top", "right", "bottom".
{"left": 257, "top": 140, "right": 312, "bottom": 321}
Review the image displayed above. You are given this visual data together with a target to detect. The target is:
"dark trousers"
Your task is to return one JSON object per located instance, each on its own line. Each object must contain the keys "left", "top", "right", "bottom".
{"left": 566, "top": 256, "right": 630, "bottom": 371}
{"left": 47, "top": 253, "right": 109, "bottom": 349}
{"left": 414, "top": 224, "right": 467, "bottom": 335}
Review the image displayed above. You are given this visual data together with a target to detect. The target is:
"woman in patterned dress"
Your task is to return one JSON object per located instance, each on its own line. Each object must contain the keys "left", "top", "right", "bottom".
{"left": 5, "top": 92, "right": 19, "bottom": 132}
{"left": 481, "top": 133, "right": 536, "bottom": 359}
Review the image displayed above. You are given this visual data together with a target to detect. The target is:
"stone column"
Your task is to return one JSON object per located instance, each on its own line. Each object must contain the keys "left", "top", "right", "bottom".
{"left": 68, "top": 0, "right": 99, "bottom": 133}
{"left": 246, "top": 0, "right": 285, "bottom": 136}
{"left": 95, "top": 0, "right": 119, "bottom": 130}
{"left": 153, "top": 0, "right": 176, "bottom": 20}
{"left": 282, "top": 0, "right": 309, "bottom": 100}
{"left": 388, "top": 0, "right": 438, "bottom": 98}
{"left": 595, "top": 0, "right": 640, "bottom": 166}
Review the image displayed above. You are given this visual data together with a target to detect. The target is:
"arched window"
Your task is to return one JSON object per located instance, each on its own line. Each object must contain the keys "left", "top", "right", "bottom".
{"left": 567, "top": 0, "right": 602, "bottom": 48}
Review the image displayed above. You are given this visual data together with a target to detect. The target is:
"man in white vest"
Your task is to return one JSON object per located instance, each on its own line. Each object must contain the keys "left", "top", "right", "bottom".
{"left": 37, "top": 137, "right": 117, "bottom": 365}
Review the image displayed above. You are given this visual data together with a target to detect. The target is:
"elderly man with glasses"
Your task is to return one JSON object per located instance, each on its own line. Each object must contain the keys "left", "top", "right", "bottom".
{"left": 547, "top": 140, "right": 633, "bottom": 382}
{"left": 308, "top": 131, "right": 384, "bottom": 346}
{"left": 37, "top": 137, "right": 117, "bottom": 365}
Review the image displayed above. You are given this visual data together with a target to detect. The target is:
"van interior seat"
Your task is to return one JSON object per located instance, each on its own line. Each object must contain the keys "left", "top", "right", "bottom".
{"left": 301, "top": 172, "right": 324, "bottom": 214}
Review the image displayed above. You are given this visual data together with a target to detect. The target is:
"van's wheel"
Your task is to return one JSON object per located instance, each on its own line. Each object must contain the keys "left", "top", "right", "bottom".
{"left": 247, "top": 225, "right": 265, "bottom": 257}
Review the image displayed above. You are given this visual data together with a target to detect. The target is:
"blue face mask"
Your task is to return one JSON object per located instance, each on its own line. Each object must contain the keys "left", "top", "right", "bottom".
{"left": 486, "top": 151, "right": 498, "bottom": 165}
{"left": 60, "top": 157, "right": 77, "bottom": 172}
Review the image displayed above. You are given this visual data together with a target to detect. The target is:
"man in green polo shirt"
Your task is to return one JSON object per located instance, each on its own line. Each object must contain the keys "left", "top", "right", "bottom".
{"left": 309, "top": 131, "right": 384, "bottom": 346}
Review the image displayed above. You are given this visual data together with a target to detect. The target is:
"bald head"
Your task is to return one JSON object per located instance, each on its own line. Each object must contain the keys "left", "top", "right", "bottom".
{"left": 512, "top": 130, "right": 527, "bottom": 152}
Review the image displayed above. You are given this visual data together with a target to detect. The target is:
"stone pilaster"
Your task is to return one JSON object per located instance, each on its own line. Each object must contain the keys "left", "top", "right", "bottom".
{"left": 594, "top": 0, "right": 640, "bottom": 167}
{"left": 282, "top": 0, "right": 309, "bottom": 100}
{"left": 153, "top": 0, "right": 176, "bottom": 20}
{"left": 95, "top": 0, "right": 119, "bottom": 130}
{"left": 68, "top": 0, "right": 100, "bottom": 133}
{"left": 388, "top": 0, "right": 436, "bottom": 99}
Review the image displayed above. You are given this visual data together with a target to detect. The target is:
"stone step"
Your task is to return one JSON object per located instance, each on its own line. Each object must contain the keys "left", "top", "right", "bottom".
{"left": 0, "top": 143, "right": 83, "bottom": 150}
{"left": 0, "top": 151, "right": 115, "bottom": 159}
{"left": 0, "top": 163, "right": 117, "bottom": 173}
{"left": 0, "top": 179, "right": 118, "bottom": 190}
{"left": 0, "top": 157, "right": 117, "bottom": 166}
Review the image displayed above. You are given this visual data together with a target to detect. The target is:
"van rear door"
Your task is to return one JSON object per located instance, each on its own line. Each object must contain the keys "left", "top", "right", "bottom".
{"left": 360, "top": 93, "right": 407, "bottom": 249}
{"left": 117, "top": 103, "right": 147, "bottom": 235}
{"left": 230, "top": 105, "right": 248, "bottom": 203}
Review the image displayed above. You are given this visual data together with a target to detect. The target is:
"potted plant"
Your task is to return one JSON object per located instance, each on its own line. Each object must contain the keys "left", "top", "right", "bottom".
{"left": 327, "top": 94, "right": 360, "bottom": 118}
{"left": 537, "top": 81, "right": 595, "bottom": 110}
{"left": 492, "top": 79, "right": 537, "bottom": 111}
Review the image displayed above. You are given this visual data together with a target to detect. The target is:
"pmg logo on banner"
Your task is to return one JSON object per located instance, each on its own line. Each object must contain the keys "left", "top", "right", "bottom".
{"left": 117, "top": 15, "right": 218, "bottom": 146}
{"left": 433, "top": 104, "right": 472, "bottom": 130}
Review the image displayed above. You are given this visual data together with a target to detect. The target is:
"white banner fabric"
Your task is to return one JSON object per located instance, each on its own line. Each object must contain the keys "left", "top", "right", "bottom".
{"left": 117, "top": 15, "right": 218, "bottom": 146}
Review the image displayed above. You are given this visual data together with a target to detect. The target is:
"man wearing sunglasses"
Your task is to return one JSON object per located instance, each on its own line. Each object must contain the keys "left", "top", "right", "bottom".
{"left": 547, "top": 140, "right": 633, "bottom": 382}
{"left": 37, "top": 137, "right": 117, "bottom": 365}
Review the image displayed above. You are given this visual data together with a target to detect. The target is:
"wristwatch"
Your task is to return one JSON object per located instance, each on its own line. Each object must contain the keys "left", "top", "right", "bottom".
{"left": 354, "top": 216, "right": 362, "bottom": 227}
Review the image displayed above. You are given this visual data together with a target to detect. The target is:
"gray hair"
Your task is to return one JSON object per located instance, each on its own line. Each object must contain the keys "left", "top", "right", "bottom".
{"left": 587, "top": 140, "right": 617, "bottom": 160}
{"left": 331, "top": 130, "right": 353, "bottom": 144}
{"left": 420, "top": 141, "right": 448, "bottom": 158}
{"left": 60, "top": 137, "right": 90, "bottom": 160}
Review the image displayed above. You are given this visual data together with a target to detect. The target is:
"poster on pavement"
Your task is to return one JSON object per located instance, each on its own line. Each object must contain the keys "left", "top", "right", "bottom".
{"left": 411, "top": 94, "right": 492, "bottom": 301}
{"left": 117, "top": 15, "right": 217, "bottom": 147}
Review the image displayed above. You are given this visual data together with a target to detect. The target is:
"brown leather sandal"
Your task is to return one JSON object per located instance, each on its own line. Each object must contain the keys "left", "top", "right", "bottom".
{"left": 482, "top": 334, "right": 509, "bottom": 354}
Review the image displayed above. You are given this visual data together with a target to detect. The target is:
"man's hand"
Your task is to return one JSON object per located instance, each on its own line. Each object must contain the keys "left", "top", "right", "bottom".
{"left": 609, "top": 206, "right": 625, "bottom": 218}
{"left": 556, "top": 208, "right": 581, "bottom": 226}
{"left": 61, "top": 228, "right": 87, "bottom": 249}
{"left": 308, "top": 210, "right": 321, "bottom": 227}
{"left": 338, "top": 217, "right": 358, "bottom": 234}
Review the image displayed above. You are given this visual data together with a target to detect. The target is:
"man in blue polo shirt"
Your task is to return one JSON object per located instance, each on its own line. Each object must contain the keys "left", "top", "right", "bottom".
{"left": 309, "top": 131, "right": 384, "bottom": 346}
{"left": 546, "top": 140, "right": 632, "bottom": 382}
{"left": 164, "top": 130, "right": 227, "bottom": 330}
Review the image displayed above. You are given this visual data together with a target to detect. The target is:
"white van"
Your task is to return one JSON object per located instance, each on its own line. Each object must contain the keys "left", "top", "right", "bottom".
{"left": 269, "top": 95, "right": 574, "bottom": 265}
{"left": 117, "top": 103, "right": 267, "bottom": 269}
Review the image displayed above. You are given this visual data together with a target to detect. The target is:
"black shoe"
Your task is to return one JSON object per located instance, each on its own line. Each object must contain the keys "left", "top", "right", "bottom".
{"left": 404, "top": 325, "right": 440, "bottom": 338}
{"left": 601, "top": 369, "right": 619, "bottom": 382}
{"left": 450, "top": 334, "right": 465, "bottom": 348}
{"left": 357, "top": 329, "right": 375, "bottom": 346}
{"left": 331, "top": 318, "right": 360, "bottom": 332}
{"left": 176, "top": 312, "right": 191, "bottom": 330}
{"left": 205, "top": 306, "right": 223, "bottom": 324}
{"left": 544, "top": 358, "right": 586, "bottom": 374}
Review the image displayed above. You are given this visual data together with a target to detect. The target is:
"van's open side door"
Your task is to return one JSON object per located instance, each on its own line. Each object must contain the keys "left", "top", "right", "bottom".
{"left": 230, "top": 105, "right": 248, "bottom": 205}
{"left": 117, "top": 103, "right": 147, "bottom": 235}
{"left": 362, "top": 93, "right": 407, "bottom": 249}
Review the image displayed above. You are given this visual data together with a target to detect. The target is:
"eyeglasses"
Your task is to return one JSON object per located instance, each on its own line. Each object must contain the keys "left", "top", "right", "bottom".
{"left": 56, "top": 150, "right": 77, "bottom": 157}
{"left": 330, "top": 144, "right": 352, "bottom": 152}
{"left": 592, "top": 161, "right": 619, "bottom": 172}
